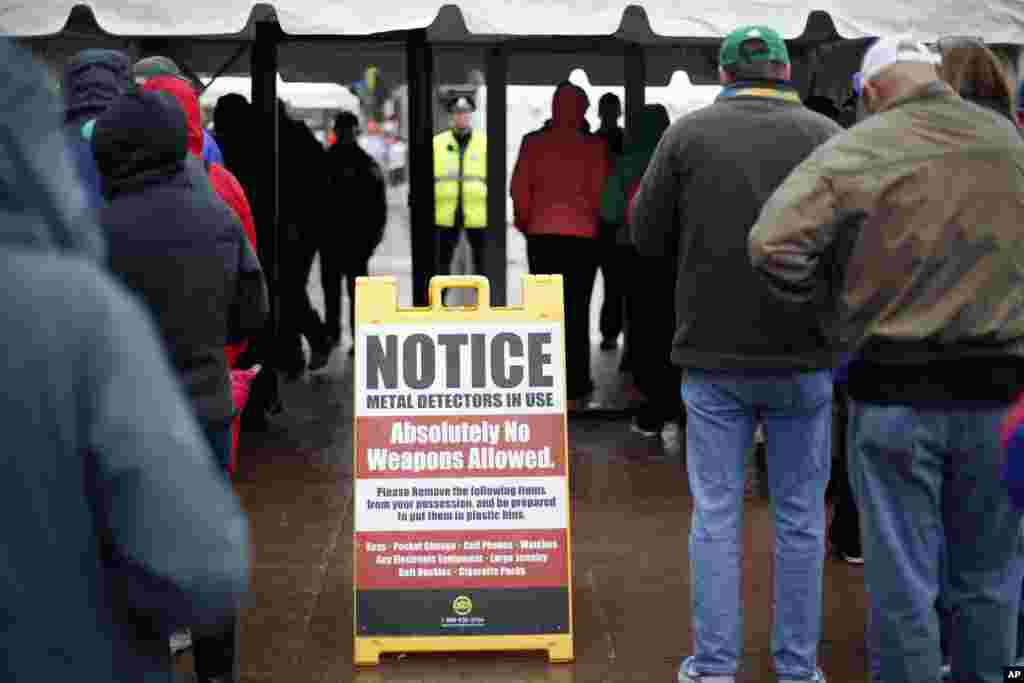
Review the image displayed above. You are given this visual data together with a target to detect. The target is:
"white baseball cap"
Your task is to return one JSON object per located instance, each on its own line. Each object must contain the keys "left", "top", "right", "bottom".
{"left": 860, "top": 35, "right": 940, "bottom": 83}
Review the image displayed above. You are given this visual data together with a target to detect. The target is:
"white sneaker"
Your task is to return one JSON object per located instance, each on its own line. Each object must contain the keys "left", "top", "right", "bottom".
{"left": 678, "top": 657, "right": 735, "bottom": 683}
{"left": 169, "top": 628, "right": 192, "bottom": 654}
{"left": 780, "top": 670, "right": 827, "bottom": 683}
{"left": 630, "top": 418, "right": 661, "bottom": 438}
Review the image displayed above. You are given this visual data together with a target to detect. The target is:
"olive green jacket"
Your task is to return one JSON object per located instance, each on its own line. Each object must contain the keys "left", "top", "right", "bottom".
{"left": 750, "top": 81, "right": 1024, "bottom": 365}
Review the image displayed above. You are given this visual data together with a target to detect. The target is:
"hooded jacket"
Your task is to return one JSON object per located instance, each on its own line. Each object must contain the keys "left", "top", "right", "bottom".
{"left": 141, "top": 75, "right": 261, "bottom": 364}
{"left": 94, "top": 87, "right": 268, "bottom": 426}
{"left": 141, "top": 76, "right": 257, "bottom": 248}
{"left": 600, "top": 104, "right": 671, "bottom": 230}
{"left": 510, "top": 83, "right": 610, "bottom": 239}
{"left": 132, "top": 57, "right": 227, "bottom": 167}
{"left": 61, "top": 49, "right": 132, "bottom": 231}
{"left": 326, "top": 135, "right": 388, "bottom": 263}
{"left": 213, "top": 93, "right": 258, "bottom": 201}
{"left": 63, "top": 49, "right": 132, "bottom": 127}
{"left": 0, "top": 39, "right": 247, "bottom": 682}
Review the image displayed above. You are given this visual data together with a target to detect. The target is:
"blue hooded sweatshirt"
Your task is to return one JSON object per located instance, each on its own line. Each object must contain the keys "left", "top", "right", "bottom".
{"left": 0, "top": 39, "right": 248, "bottom": 682}
{"left": 61, "top": 49, "right": 132, "bottom": 223}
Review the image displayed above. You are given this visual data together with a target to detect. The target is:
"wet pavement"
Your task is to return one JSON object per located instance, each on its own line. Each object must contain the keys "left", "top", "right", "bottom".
{"left": 175, "top": 184, "right": 871, "bottom": 682}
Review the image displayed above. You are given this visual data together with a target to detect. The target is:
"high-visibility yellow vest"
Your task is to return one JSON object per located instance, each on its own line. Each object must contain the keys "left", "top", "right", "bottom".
{"left": 433, "top": 129, "right": 487, "bottom": 228}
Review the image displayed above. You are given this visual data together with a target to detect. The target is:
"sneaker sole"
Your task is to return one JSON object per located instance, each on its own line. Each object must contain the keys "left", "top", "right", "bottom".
{"left": 630, "top": 424, "right": 660, "bottom": 437}
{"left": 842, "top": 554, "right": 864, "bottom": 565}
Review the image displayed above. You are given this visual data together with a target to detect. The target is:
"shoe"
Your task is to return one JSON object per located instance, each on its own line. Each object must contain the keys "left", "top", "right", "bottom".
{"left": 779, "top": 671, "right": 827, "bottom": 683}
{"left": 169, "top": 628, "right": 192, "bottom": 655}
{"left": 678, "top": 657, "right": 735, "bottom": 682}
{"left": 841, "top": 551, "right": 864, "bottom": 565}
{"left": 600, "top": 338, "right": 618, "bottom": 351}
{"left": 829, "top": 521, "right": 863, "bottom": 565}
{"left": 308, "top": 344, "right": 332, "bottom": 371}
{"left": 631, "top": 416, "right": 662, "bottom": 437}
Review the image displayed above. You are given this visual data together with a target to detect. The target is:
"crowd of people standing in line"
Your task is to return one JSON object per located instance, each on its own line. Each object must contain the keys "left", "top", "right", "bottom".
{"left": 6, "top": 19, "right": 1024, "bottom": 683}
{"left": 0, "top": 39, "right": 391, "bottom": 682}
{"left": 507, "top": 25, "right": 1024, "bottom": 683}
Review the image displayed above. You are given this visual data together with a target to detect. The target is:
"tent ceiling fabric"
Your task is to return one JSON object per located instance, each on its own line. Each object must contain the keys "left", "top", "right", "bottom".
{"left": 4, "top": 1, "right": 1024, "bottom": 42}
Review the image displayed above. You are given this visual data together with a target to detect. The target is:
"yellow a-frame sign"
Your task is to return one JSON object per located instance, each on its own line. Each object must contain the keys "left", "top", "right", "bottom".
{"left": 352, "top": 275, "right": 574, "bottom": 666}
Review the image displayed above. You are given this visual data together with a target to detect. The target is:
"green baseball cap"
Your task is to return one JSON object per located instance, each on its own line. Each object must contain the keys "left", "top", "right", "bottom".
{"left": 719, "top": 25, "right": 790, "bottom": 67}
{"left": 133, "top": 56, "right": 185, "bottom": 83}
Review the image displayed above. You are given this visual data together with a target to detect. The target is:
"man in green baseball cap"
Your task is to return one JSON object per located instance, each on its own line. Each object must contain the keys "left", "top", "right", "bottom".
{"left": 630, "top": 21, "right": 842, "bottom": 683}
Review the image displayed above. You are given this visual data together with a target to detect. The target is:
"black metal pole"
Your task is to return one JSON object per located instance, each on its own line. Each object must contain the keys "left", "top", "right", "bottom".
{"left": 485, "top": 46, "right": 508, "bottom": 307}
{"left": 407, "top": 29, "right": 436, "bottom": 307}
{"left": 251, "top": 21, "right": 281, "bottom": 401}
{"left": 625, "top": 44, "right": 646, "bottom": 139}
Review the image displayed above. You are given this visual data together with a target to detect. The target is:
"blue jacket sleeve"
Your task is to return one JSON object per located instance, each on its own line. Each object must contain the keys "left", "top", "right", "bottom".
{"left": 203, "top": 130, "right": 226, "bottom": 166}
{"left": 84, "top": 273, "right": 249, "bottom": 632}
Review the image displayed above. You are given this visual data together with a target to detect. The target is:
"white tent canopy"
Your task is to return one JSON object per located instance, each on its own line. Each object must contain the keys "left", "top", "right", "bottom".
{"left": 3, "top": 1, "right": 1024, "bottom": 42}
{"left": 197, "top": 75, "right": 360, "bottom": 111}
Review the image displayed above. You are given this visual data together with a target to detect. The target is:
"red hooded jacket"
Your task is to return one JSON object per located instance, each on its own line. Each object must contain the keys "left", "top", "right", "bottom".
{"left": 510, "top": 84, "right": 610, "bottom": 239}
{"left": 142, "top": 76, "right": 258, "bottom": 366}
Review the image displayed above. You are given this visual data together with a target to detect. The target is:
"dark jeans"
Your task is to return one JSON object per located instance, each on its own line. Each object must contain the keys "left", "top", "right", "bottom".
{"left": 597, "top": 222, "right": 626, "bottom": 343}
{"left": 852, "top": 401, "right": 1023, "bottom": 683}
{"left": 201, "top": 420, "right": 233, "bottom": 477}
{"left": 526, "top": 234, "right": 597, "bottom": 401}
{"left": 321, "top": 250, "right": 369, "bottom": 343}
{"left": 439, "top": 226, "right": 487, "bottom": 275}
{"left": 193, "top": 421, "right": 237, "bottom": 681}
{"left": 627, "top": 248, "right": 680, "bottom": 425}
{"left": 281, "top": 224, "right": 329, "bottom": 358}
{"left": 828, "top": 387, "right": 860, "bottom": 541}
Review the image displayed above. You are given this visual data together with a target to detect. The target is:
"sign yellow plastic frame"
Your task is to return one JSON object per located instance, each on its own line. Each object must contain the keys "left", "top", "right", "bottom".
{"left": 352, "top": 274, "right": 574, "bottom": 667}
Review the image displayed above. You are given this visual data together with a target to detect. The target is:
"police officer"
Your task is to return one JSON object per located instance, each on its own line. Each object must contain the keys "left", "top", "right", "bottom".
{"left": 434, "top": 95, "right": 488, "bottom": 276}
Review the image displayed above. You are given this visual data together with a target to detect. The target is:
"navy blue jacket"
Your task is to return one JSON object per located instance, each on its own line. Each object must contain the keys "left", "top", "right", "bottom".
{"left": 94, "top": 87, "right": 268, "bottom": 427}
{"left": 0, "top": 39, "right": 248, "bottom": 682}
{"left": 61, "top": 49, "right": 132, "bottom": 225}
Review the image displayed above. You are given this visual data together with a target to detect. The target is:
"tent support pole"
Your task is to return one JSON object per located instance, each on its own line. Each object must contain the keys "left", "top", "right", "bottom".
{"left": 251, "top": 20, "right": 282, "bottom": 403}
{"left": 625, "top": 44, "right": 646, "bottom": 138}
{"left": 407, "top": 29, "right": 436, "bottom": 307}
{"left": 485, "top": 46, "right": 509, "bottom": 306}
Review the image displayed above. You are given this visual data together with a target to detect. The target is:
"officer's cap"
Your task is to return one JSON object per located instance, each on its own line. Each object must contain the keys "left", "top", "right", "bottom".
{"left": 449, "top": 95, "right": 476, "bottom": 113}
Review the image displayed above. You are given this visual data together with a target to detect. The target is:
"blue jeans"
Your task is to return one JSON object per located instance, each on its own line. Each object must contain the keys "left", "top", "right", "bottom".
{"left": 849, "top": 401, "right": 1024, "bottom": 683}
{"left": 681, "top": 369, "right": 832, "bottom": 680}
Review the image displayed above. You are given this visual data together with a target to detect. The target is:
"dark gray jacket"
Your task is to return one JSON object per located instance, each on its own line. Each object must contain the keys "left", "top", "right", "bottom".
{"left": 631, "top": 81, "right": 843, "bottom": 371}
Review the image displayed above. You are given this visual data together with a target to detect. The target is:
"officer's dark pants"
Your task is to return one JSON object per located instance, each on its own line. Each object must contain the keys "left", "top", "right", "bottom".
{"left": 526, "top": 234, "right": 597, "bottom": 401}
{"left": 438, "top": 225, "right": 487, "bottom": 276}
{"left": 597, "top": 220, "right": 627, "bottom": 345}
